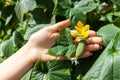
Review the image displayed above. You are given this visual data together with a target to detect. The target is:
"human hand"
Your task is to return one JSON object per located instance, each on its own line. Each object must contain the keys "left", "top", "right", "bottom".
{"left": 27, "top": 20, "right": 103, "bottom": 63}
{"left": 80, "top": 30, "right": 103, "bottom": 58}
{"left": 27, "top": 20, "right": 70, "bottom": 63}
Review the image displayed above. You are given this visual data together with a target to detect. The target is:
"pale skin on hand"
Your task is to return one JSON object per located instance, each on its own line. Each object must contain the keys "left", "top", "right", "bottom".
{"left": 0, "top": 19, "right": 103, "bottom": 80}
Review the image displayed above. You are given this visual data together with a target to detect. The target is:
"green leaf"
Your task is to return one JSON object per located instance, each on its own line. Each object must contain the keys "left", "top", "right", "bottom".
{"left": 53, "top": 0, "right": 72, "bottom": 16}
{"left": 48, "top": 45, "right": 68, "bottom": 56}
{"left": 83, "top": 30, "right": 120, "bottom": 80}
{"left": 14, "top": 0, "right": 36, "bottom": 22}
{"left": 65, "top": 44, "right": 76, "bottom": 58}
{"left": 74, "top": 0, "right": 97, "bottom": 14}
{"left": 56, "top": 28, "right": 73, "bottom": 45}
{"left": 48, "top": 44, "right": 76, "bottom": 59}
{"left": 53, "top": 0, "right": 97, "bottom": 15}
{"left": 69, "top": 9, "right": 86, "bottom": 29}
{"left": 5, "top": 14, "right": 12, "bottom": 26}
{"left": 13, "top": 31, "right": 24, "bottom": 48}
{"left": 0, "top": 38, "right": 14, "bottom": 58}
{"left": 97, "top": 24, "right": 120, "bottom": 46}
{"left": 113, "top": 17, "right": 120, "bottom": 27}
{"left": 30, "top": 60, "right": 71, "bottom": 80}
{"left": 106, "top": 12, "right": 120, "bottom": 22}
{"left": 111, "top": 0, "right": 120, "bottom": 10}
{"left": 48, "top": 28, "right": 76, "bottom": 58}
{"left": 53, "top": 0, "right": 97, "bottom": 28}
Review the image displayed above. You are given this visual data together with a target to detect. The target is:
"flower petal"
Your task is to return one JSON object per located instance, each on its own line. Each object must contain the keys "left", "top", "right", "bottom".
{"left": 84, "top": 25, "right": 90, "bottom": 31}
{"left": 75, "top": 26, "right": 81, "bottom": 33}
{"left": 77, "top": 21, "right": 83, "bottom": 28}
{"left": 74, "top": 21, "right": 90, "bottom": 38}
{"left": 83, "top": 32, "right": 88, "bottom": 38}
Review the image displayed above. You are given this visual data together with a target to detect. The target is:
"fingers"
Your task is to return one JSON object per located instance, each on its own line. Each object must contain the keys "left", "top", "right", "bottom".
{"left": 79, "top": 44, "right": 102, "bottom": 58}
{"left": 79, "top": 51, "right": 92, "bottom": 58}
{"left": 79, "top": 34, "right": 103, "bottom": 58}
{"left": 86, "top": 37, "right": 103, "bottom": 44}
{"left": 85, "top": 44, "right": 102, "bottom": 51}
{"left": 48, "top": 19, "right": 70, "bottom": 32}
{"left": 88, "top": 30, "right": 97, "bottom": 37}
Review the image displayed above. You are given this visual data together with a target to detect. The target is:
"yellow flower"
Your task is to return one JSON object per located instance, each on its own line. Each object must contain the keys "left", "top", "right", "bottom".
{"left": 75, "top": 21, "right": 90, "bottom": 38}
{"left": 4, "top": 1, "right": 10, "bottom": 7}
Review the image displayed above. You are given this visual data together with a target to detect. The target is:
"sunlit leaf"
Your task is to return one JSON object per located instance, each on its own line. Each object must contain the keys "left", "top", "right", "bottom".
{"left": 30, "top": 60, "right": 71, "bottom": 80}
{"left": 53, "top": 0, "right": 97, "bottom": 28}
{"left": 14, "top": 0, "right": 36, "bottom": 22}
{"left": 5, "top": 14, "right": 12, "bottom": 26}
{"left": 98, "top": 24, "right": 120, "bottom": 46}
{"left": 83, "top": 31, "right": 120, "bottom": 79}
{"left": 0, "top": 38, "right": 14, "bottom": 58}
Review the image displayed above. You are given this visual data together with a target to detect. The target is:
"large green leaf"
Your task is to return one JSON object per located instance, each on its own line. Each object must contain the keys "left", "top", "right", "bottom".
{"left": 14, "top": 0, "right": 36, "bottom": 22}
{"left": 30, "top": 60, "right": 71, "bottom": 80}
{"left": 69, "top": 9, "right": 86, "bottom": 29}
{"left": 98, "top": 24, "right": 120, "bottom": 46}
{"left": 74, "top": 0, "right": 97, "bottom": 14}
{"left": 83, "top": 30, "right": 120, "bottom": 80}
{"left": 53, "top": 0, "right": 97, "bottom": 16}
{"left": 53, "top": 0, "right": 97, "bottom": 28}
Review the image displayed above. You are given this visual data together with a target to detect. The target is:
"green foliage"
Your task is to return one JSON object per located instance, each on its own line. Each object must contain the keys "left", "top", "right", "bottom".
{"left": 83, "top": 31, "right": 120, "bottom": 80}
{"left": 98, "top": 24, "right": 120, "bottom": 46}
{"left": 15, "top": 0, "right": 37, "bottom": 22}
{"left": 53, "top": 0, "right": 97, "bottom": 29}
{"left": 1, "top": 0, "right": 120, "bottom": 80}
{"left": 30, "top": 60, "right": 71, "bottom": 80}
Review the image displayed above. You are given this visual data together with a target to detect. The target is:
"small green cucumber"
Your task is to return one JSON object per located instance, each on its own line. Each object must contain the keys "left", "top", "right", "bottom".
{"left": 75, "top": 40, "right": 85, "bottom": 58}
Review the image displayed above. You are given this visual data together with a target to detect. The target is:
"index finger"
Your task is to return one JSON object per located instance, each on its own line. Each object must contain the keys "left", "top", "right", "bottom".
{"left": 48, "top": 19, "right": 70, "bottom": 32}
{"left": 88, "top": 30, "right": 97, "bottom": 37}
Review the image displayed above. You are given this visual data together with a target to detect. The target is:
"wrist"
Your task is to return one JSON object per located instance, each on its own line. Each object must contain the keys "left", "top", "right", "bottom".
{"left": 24, "top": 41, "right": 46, "bottom": 64}
{"left": 23, "top": 42, "right": 38, "bottom": 64}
